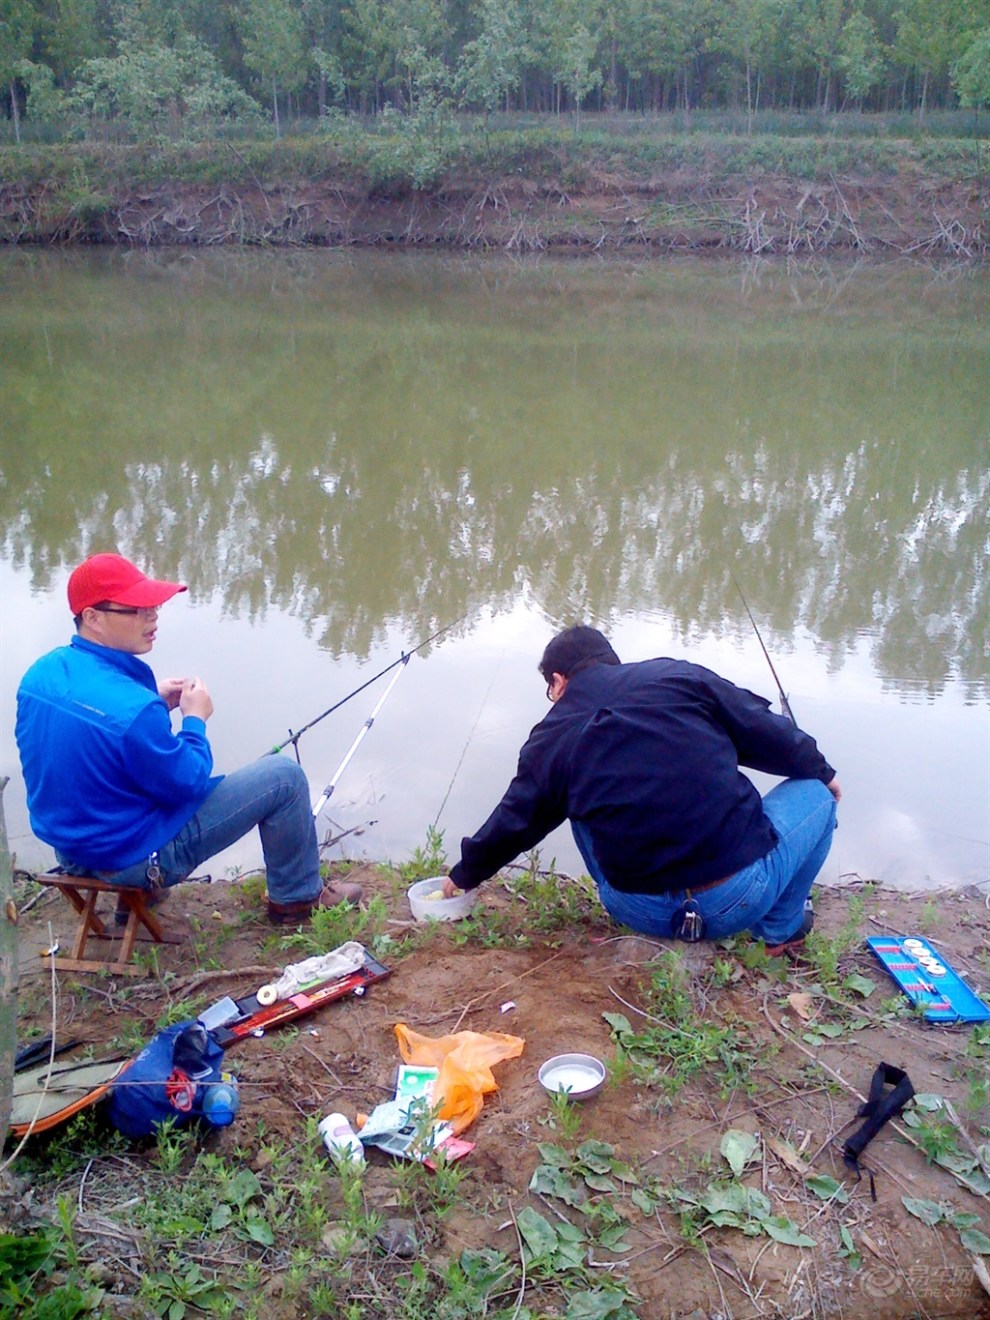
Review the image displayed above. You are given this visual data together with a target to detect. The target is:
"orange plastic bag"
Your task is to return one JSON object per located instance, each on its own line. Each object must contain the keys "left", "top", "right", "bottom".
{"left": 394, "top": 1024, "right": 525, "bottom": 1135}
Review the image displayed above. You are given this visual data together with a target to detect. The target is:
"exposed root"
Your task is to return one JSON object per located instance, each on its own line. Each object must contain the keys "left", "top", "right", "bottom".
{"left": 1, "top": 174, "right": 986, "bottom": 257}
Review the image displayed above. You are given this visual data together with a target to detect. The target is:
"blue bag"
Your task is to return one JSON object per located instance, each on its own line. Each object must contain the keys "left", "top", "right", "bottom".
{"left": 108, "top": 1021, "right": 225, "bottom": 1138}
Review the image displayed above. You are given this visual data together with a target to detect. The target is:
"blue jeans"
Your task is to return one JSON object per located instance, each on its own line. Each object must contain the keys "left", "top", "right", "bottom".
{"left": 572, "top": 778, "right": 837, "bottom": 945}
{"left": 58, "top": 757, "right": 321, "bottom": 906}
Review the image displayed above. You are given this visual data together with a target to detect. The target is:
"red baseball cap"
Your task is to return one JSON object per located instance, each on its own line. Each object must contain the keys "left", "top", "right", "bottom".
{"left": 67, "top": 553, "right": 187, "bottom": 616}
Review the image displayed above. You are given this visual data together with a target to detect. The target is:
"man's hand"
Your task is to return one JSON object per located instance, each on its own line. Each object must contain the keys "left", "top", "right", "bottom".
{"left": 827, "top": 777, "right": 842, "bottom": 803}
{"left": 179, "top": 676, "right": 214, "bottom": 722}
{"left": 158, "top": 677, "right": 185, "bottom": 711}
{"left": 441, "top": 876, "right": 462, "bottom": 900}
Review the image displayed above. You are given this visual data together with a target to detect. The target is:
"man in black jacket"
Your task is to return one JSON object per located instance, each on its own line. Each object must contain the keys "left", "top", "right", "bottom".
{"left": 443, "top": 625, "right": 840, "bottom": 954}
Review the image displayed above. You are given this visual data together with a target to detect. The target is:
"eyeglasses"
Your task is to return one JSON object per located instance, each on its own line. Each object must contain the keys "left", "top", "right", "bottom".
{"left": 91, "top": 604, "right": 159, "bottom": 617}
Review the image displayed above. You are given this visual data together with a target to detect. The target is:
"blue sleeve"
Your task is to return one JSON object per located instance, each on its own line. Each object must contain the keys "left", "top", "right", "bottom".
{"left": 697, "top": 667, "right": 836, "bottom": 783}
{"left": 121, "top": 703, "right": 215, "bottom": 806}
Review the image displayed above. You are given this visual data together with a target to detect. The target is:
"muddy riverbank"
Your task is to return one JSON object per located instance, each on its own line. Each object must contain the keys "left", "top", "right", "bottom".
{"left": 2, "top": 142, "right": 986, "bottom": 254}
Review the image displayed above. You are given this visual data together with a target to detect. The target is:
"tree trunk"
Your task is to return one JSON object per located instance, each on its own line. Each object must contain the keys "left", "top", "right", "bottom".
{"left": 272, "top": 76, "right": 280, "bottom": 138}
{"left": 0, "top": 778, "right": 16, "bottom": 1150}
{"left": 9, "top": 81, "right": 21, "bottom": 145}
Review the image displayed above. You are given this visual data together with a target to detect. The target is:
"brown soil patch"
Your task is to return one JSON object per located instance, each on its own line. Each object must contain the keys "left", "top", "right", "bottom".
{"left": 6, "top": 867, "right": 990, "bottom": 1318}
{"left": 2, "top": 170, "right": 986, "bottom": 255}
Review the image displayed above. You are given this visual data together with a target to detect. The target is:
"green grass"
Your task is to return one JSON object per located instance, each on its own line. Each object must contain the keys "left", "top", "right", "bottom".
{"left": 603, "top": 949, "right": 760, "bottom": 1099}
{"left": 0, "top": 117, "right": 984, "bottom": 196}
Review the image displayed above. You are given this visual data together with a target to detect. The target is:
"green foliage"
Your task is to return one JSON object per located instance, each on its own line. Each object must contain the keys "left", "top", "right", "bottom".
{"left": 503, "top": 855, "right": 599, "bottom": 933}
{"left": 603, "top": 950, "right": 757, "bottom": 1097}
{"left": 901, "top": 1197, "right": 990, "bottom": 1254}
{"left": 23, "top": 1110, "right": 130, "bottom": 1183}
{"left": 2, "top": 0, "right": 987, "bottom": 148}
{"left": 0, "top": 1217, "right": 103, "bottom": 1318}
{"left": 154, "top": 1117, "right": 196, "bottom": 1175}
{"left": 901, "top": 1093, "right": 990, "bottom": 1196}
{"left": 138, "top": 1260, "right": 231, "bottom": 1318}
{"left": 671, "top": 1179, "right": 816, "bottom": 1246}
{"left": 539, "top": 1089, "right": 585, "bottom": 1143}
{"left": 277, "top": 891, "right": 392, "bottom": 958}
{"left": 398, "top": 825, "right": 447, "bottom": 881}
{"left": 953, "top": 28, "right": 990, "bottom": 108}
{"left": 67, "top": 35, "right": 263, "bottom": 140}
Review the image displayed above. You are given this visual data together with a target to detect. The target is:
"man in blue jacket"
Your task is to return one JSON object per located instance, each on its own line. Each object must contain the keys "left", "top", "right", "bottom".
{"left": 443, "top": 625, "right": 840, "bottom": 955}
{"left": 16, "top": 552, "right": 359, "bottom": 924}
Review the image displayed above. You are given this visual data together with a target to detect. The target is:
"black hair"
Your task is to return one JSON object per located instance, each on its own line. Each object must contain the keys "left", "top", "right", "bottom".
{"left": 539, "top": 626, "right": 621, "bottom": 682}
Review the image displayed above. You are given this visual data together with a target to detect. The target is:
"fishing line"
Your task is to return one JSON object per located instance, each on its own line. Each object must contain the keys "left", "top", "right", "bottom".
{"left": 433, "top": 651, "right": 504, "bottom": 829}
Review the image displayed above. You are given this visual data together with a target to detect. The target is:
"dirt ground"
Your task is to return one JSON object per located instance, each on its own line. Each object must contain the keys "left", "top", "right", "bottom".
{"left": 7, "top": 863, "right": 990, "bottom": 1319}
{"left": 2, "top": 168, "right": 986, "bottom": 255}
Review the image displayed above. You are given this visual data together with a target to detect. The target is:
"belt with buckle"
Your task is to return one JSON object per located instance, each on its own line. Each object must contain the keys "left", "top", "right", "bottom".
{"left": 685, "top": 873, "right": 732, "bottom": 896}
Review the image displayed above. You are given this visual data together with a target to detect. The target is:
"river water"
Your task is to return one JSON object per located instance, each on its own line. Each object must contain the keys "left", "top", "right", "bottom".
{"left": 1, "top": 249, "right": 987, "bottom": 891}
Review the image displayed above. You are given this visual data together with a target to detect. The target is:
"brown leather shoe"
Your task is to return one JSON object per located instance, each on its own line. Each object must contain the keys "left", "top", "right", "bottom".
{"left": 267, "top": 880, "right": 363, "bottom": 926}
{"left": 763, "top": 934, "right": 808, "bottom": 959}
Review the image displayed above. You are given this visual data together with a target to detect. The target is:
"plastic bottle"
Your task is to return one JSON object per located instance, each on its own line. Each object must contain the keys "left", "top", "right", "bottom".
{"left": 318, "top": 1112, "right": 366, "bottom": 1168}
{"left": 201, "top": 1073, "right": 240, "bottom": 1127}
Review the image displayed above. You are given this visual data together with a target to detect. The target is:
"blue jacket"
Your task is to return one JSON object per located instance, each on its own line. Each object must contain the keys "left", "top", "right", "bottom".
{"left": 16, "top": 635, "right": 219, "bottom": 870}
{"left": 450, "top": 658, "right": 836, "bottom": 896}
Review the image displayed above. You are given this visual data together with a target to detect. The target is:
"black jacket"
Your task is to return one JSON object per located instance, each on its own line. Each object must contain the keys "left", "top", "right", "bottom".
{"left": 450, "top": 658, "right": 835, "bottom": 895}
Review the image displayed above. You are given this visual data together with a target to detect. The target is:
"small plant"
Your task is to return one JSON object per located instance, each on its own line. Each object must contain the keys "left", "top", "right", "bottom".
{"left": 838, "top": 1224, "right": 862, "bottom": 1269}
{"left": 398, "top": 825, "right": 447, "bottom": 882}
{"left": 0, "top": 1213, "right": 103, "bottom": 1318}
{"left": 607, "top": 1041, "right": 634, "bottom": 1088}
{"left": 966, "top": 1022, "right": 990, "bottom": 1058}
{"left": 25, "top": 1109, "right": 130, "bottom": 1182}
{"left": 901, "top": 1094, "right": 990, "bottom": 1196}
{"left": 139, "top": 1258, "right": 229, "bottom": 1318}
{"left": 154, "top": 1116, "right": 195, "bottom": 1174}
{"left": 449, "top": 906, "right": 526, "bottom": 949}
{"left": 277, "top": 893, "right": 391, "bottom": 957}
{"left": 918, "top": 897, "right": 941, "bottom": 931}
{"left": 131, "top": 943, "right": 165, "bottom": 979}
{"left": 603, "top": 951, "right": 756, "bottom": 1097}
{"left": 109, "top": 1017, "right": 149, "bottom": 1057}
{"left": 331, "top": 1158, "right": 382, "bottom": 1249}
{"left": 538, "top": 1089, "right": 584, "bottom": 1142}
{"left": 901, "top": 1197, "right": 990, "bottom": 1255}
{"left": 962, "top": 1067, "right": 989, "bottom": 1115}
{"left": 502, "top": 853, "right": 599, "bottom": 932}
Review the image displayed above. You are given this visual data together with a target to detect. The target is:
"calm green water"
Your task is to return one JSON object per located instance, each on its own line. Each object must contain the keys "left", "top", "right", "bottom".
{"left": 1, "top": 249, "right": 987, "bottom": 890}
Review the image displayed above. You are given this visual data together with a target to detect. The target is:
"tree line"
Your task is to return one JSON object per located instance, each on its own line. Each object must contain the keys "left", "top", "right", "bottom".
{"left": 1, "top": 0, "right": 988, "bottom": 141}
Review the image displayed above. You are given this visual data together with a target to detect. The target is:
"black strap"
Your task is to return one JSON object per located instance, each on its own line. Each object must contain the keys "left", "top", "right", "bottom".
{"left": 842, "top": 1062, "right": 914, "bottom": 1198}
{"left": 14, "top": 1036, "right": 83, "bottom": 1073}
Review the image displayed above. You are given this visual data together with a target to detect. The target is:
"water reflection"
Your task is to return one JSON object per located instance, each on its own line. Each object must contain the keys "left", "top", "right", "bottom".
{"left": 1, "top": 249, "right": 986, "bottom": 703}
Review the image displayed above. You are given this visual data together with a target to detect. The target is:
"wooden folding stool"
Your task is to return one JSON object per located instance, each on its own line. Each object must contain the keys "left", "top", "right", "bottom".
{"left": 36, "top": 870, "right": 168, "bottom": 976}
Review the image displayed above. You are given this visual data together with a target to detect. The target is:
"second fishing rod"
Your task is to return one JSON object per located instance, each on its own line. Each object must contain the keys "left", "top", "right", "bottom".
{"left": 266, "top": 614, "right": 464, "bottom": 823}
{"left": 265, "top": 615, "right": 464, "bottom": 761}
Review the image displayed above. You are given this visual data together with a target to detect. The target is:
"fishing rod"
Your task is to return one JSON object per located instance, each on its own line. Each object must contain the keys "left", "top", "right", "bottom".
{"left": 730, "top": 573, "right": 796, "bottom": 726}
{"left": 266, "top": 615, "right": 463, "bottom": 758}
{"left": 311, "top": 655, "right": 410, "bottom": 819}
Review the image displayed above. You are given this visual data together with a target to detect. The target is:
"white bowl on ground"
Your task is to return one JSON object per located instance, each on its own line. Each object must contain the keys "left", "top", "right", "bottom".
{"left": 538, "top": 1053, "right": 607, "bottom": 1101}
{"left": 407, "top": 877, "right": 478, "bottom": 923}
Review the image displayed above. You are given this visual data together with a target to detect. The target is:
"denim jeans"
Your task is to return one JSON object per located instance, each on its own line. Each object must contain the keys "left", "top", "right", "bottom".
{"left": 572, "top": 778, "right": 837, "bottom": 945}
{"left": 58, "top": 757, "right": 321, "bottom": 906}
